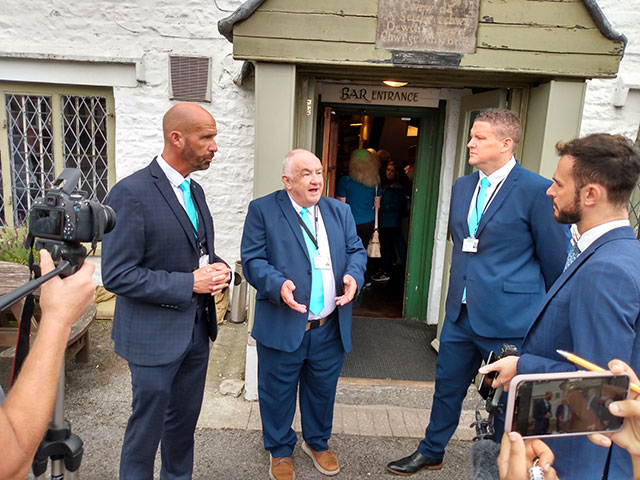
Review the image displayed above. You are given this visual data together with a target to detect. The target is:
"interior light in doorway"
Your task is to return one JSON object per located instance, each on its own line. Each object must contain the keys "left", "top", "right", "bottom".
{"left": 350, "top": 122, "right": 363, "bottom": 127}
{"left": 383, "top": 80, "right": 408, "bottom": 88}
{"left": 407, "top": 125, "right": 419, "bottom": 137}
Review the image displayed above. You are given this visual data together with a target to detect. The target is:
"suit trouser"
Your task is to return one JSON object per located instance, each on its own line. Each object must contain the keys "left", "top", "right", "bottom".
{"left": 418, "top": 305, "right": 521, "bottom": 458}
{"left": 119, "top": 312, "right": 209, "bottom": 480}
{"left": 256, "top": 318, "right": 345, "bottom": 458}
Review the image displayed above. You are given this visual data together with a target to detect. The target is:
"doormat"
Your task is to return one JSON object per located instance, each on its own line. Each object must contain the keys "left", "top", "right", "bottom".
{"left": 341, "top": 316, "right": 438, "bottom": 382}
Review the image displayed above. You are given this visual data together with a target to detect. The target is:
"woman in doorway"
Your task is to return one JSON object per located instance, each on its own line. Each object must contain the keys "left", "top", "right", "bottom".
{"left": 372, "top": 159, "right": 408, "bottom": 283}
{"left": 336, "top": 148, "right": 381, "bottom": 285}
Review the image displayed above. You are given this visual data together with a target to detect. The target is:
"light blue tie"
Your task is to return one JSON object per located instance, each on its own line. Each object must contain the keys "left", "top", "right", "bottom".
{"left": 300, "top": 207, "right": 324, "bottom": 316}
{"left": 178, "top": 180, "right": 198, "bottom": 233}
{"left": 563, "top": 243, "right": 581, "bottom": 271}
{"left": 468, "top": 177, "right": 491, "bottom": 237}
{"left": 462, "top": 177, "right": 491, "bottom": 303}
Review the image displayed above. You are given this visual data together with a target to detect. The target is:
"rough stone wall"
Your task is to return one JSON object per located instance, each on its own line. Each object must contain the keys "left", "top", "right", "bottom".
{"left": 0, "top": 0, "right": 254, "bottom": 270}
{"left": 581, "top": 0, "right": 640, "bottom": 140}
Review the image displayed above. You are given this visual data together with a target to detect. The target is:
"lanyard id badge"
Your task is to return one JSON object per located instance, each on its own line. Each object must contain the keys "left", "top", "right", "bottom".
{"left": 313, "top": 254, "right": 331, "bottom": 270}
{"left": 462, "top": 237, "right": 479, "bottom": 253}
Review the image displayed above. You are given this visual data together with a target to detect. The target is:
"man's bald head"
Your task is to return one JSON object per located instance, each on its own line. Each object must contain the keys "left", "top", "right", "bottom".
{"left": 162, "top": 102, "right": 213, "bottom": 142}
{"left": 161, "top": 102, "right": 218, "bottom": 176}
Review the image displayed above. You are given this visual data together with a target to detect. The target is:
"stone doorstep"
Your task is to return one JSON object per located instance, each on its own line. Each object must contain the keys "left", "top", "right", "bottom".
{"left": 197, "top": 396, "right": 476, "bottom": 441}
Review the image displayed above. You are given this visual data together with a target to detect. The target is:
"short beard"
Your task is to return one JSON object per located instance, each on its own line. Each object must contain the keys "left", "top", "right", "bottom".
{"left": 554, "top": 190, "right": 582, "bottom": 225}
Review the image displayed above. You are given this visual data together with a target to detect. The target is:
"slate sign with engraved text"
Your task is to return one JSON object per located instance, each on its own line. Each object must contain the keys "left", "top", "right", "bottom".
{"left": 376, "top": 0, "right": 480, "bottom": 53}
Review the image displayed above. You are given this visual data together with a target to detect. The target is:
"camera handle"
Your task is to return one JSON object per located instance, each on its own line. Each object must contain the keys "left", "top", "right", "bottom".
{"left": 0, "top": 259, "right": 72, "bottom": 313}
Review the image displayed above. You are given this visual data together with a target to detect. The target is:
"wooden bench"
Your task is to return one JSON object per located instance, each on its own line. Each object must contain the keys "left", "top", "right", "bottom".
{"left": 0, "top": 261, "right": 95, "bottom": 363}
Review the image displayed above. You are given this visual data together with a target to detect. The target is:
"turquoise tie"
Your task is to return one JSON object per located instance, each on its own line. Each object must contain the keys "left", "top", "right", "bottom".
{"left": 178, "top": 180, "right": 198, "bottom": 233}
{"left": 468, "top": 177, "right": 491, "bottom": 237}
{"left": 462, "top": 177, "right": 491, "bottom": 302}
{"left": 300, "top": 207, "right": 324, "bottom": 316}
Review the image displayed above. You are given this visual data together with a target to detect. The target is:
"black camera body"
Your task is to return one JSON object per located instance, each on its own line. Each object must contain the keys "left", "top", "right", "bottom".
{"left": 29, "top": 169, "right": 115, "bottom": 245}
{"left": 26, "top": 168, "right": 115, "bottom": 277}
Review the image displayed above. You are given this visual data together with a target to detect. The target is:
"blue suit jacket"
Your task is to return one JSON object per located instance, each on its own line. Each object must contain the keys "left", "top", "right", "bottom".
{"left": 518, "top": 226, "right": 640, "bottom": 479}
{"left": 102, "top": 159, "right": 225, "bottom": 366}
{"left": 241, "top": 190, "right": 367, "bottom": 353}
{"left": 445, "top": 162, "right": 570, "bottom": 338}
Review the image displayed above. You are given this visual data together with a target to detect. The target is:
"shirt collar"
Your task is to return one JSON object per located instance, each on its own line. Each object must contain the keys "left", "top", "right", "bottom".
{"left": 287, "top": 192, "right": 317, "bottom": 214}
{"left": 577, "top": 219, "right": 630, "bottom": 252}
{"left": 479, "top": 157, "right": 516, "bottom": 185}
{"left": 156, "top": 154, "right": 189, "bottom": 188}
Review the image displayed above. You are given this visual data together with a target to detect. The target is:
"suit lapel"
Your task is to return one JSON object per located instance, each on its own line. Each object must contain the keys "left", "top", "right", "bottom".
{"left": 276, "top": 190, "right": 310, "bottom": 260}
{"left": 149, "top": 159, "right": 199, "bottom": 252}
{"left": 523, "top": 226, "right": 634, "bottom": 339}
{"left": 191, "top": 181, "right": 214, "bottom": 255}
{"left": 456, "top": 173, "right": 479, "bottom": 237}
{"left": 475, "top": 163, "right": 520, "bottom": 238}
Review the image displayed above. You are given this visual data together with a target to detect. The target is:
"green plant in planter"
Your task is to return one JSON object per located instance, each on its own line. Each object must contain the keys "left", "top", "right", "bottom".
{"left": 0, "top": 223, "right": 39, "bottom": 265}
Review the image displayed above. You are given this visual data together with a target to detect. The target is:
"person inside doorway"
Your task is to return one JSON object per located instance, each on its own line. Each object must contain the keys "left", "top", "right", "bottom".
{"left": 373, "top": 159, "right": 408, "bottom": 283}
{"left": 336, "top": 149, "right": 381, "bottom": 285}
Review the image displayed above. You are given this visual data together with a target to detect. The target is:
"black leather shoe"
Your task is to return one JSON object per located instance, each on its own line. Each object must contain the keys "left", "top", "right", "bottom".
{"left": 386, "top": 451, "right": 443, "bottom": 475}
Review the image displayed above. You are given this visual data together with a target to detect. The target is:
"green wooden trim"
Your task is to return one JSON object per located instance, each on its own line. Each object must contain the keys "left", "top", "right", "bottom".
{"left": 479, "top": 0, "right": 593, "bottom": 27}
{"left": 258, "top": 0, "right": 377, "bottom": 16}
{"left": 404, "top": 102, "right": 446, "bottom": 321}
{"left": 234, "top": 36, "right": 621, "bottom": 77}
{"left": 235, "top": 11, "right": 377, "bottom": 43}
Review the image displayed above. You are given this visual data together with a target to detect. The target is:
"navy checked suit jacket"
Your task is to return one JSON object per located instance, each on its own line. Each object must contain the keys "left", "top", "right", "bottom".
{"left": 518, "top": 226, "right": 640, "bottom": 479}
{"left": 241, "top": 190, "right": 367, "bottom": 353}
{"left": 102, "top": 159, "right": 225, "bottom": 366}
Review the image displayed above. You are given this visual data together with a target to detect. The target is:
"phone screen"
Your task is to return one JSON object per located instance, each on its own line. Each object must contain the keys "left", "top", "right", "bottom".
{"left": 476, "top": 351, "right": 498, "bottom": 400}
{"left": 507, "top": 373, "right": 629, "bottom": 438}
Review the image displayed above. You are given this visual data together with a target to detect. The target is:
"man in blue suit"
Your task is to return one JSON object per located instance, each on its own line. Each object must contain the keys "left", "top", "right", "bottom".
{"left": 241, "top": 149, "right": 366, "bottom": 480}
{"left": 481, "top": 133, "right": 640, "bottom": 479}
{"left": 102, "top": 102, "right": 230, "bottom": 479}
{"left": 388, "top": 109, "right": 569, "bottom": 475}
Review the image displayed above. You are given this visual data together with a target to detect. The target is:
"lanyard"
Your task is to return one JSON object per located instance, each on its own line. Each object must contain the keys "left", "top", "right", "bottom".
{"left": 297, "top": 206, "right": 319, "bottom": 250}
{"left": 473, "top": 177, "right": 505, "bottom": 218}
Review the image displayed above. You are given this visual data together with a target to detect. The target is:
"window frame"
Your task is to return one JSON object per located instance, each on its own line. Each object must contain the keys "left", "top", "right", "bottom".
{"left": 0, "top": 82, "right": 115, "bottom": 228}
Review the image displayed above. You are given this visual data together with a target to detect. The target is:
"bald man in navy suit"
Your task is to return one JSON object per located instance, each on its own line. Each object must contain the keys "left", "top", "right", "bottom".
{"left": 102, "top": 103, "right": 230, "bottom": 479}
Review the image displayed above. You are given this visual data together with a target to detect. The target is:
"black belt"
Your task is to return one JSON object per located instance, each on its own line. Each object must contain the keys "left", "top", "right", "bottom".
{"left": 305, "top": 310, "right": 336, "bottom": 331}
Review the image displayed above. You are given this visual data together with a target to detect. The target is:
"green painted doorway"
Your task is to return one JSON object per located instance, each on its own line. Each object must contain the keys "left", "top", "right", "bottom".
{"left": 316, "top": 101, "right": 446, "bottom": 321}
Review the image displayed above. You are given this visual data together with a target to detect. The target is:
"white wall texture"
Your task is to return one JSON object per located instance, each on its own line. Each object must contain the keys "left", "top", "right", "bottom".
{"left": 0, "top": 0, "right": 255, "bottom": 272}
{"left": 581, "top": 0, "right": 640, "bottom": 140}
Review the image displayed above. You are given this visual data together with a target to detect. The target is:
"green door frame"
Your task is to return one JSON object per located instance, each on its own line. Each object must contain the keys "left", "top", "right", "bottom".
{"left": 316, "top": 101, "right": 447, "bottom": 321}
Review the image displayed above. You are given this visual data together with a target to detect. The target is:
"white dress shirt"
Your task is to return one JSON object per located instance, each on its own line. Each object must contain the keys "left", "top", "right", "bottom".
{"left": 467, "top": 157, "right": 516, "bottom": 225}
{"left": 155, "top": 154, "right": 194, "bottom": 217}
{"left": 576, "top": 219, "right": 631, "bottom": 253}
{"left": 288, "top": 195, "right": 337, "bottom": 320}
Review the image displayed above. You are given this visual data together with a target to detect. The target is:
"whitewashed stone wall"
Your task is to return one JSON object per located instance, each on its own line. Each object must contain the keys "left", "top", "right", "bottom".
{"left": 581, "top": 0, "right": 640, "bottom": 140}
{"left": 0, "top": 0, "right": 255, "bottom": 274}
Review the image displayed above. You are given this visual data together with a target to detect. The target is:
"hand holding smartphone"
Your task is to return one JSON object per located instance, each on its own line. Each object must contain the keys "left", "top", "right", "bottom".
{"left": 504, "top": 371, "right": 630, "bottom": 439}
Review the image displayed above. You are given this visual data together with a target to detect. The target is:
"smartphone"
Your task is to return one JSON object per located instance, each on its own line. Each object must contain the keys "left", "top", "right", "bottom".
{"left": 476, "top": 351, "right": 499, "bottom": 400}
{"left": 504, "top": 371, "right": 630, "bottom": 438}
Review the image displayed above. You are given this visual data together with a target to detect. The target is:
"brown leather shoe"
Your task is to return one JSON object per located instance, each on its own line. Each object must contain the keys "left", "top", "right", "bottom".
{"left": 269, "top": 455, "right": 294, "bottom": 480}
{"left": 301, "top": 441, "right": 340, "bottom": 476}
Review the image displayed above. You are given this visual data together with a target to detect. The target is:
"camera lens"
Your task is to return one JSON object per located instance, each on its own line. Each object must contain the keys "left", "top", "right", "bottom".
{"left": 102, "top": 205, "right": 116, "bottom": 234}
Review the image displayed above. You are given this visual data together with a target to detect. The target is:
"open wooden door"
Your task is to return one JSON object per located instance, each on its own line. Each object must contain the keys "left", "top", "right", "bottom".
{"left": 320, "top": 107, "right": 339, "bottom": 197}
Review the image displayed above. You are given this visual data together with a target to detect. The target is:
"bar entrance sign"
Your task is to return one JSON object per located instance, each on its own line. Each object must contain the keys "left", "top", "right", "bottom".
{"left": 376, "top": 0, "right": 480, "bottom": 54}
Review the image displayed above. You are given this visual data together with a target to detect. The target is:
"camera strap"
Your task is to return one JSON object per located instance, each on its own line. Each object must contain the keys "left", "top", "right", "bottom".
{"left": 9, "top": 234, "right": 39, "bottom": 387}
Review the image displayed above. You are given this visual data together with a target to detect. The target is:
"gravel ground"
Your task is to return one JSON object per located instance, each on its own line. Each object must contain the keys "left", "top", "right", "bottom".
{"left": 20, "top": 320, "right": 474, "bottom": 479}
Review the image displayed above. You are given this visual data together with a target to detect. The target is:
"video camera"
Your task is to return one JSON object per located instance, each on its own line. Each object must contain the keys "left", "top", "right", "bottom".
{"left": 27, "top": 168, "right": 116, "bottom": 277}
{"left": 472, "top": 343, "right": 519, "bottom": 442}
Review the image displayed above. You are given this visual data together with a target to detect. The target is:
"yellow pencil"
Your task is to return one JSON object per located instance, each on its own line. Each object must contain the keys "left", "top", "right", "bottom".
{"left": 556, "top": 349, "right": 640, "bottom": 395}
